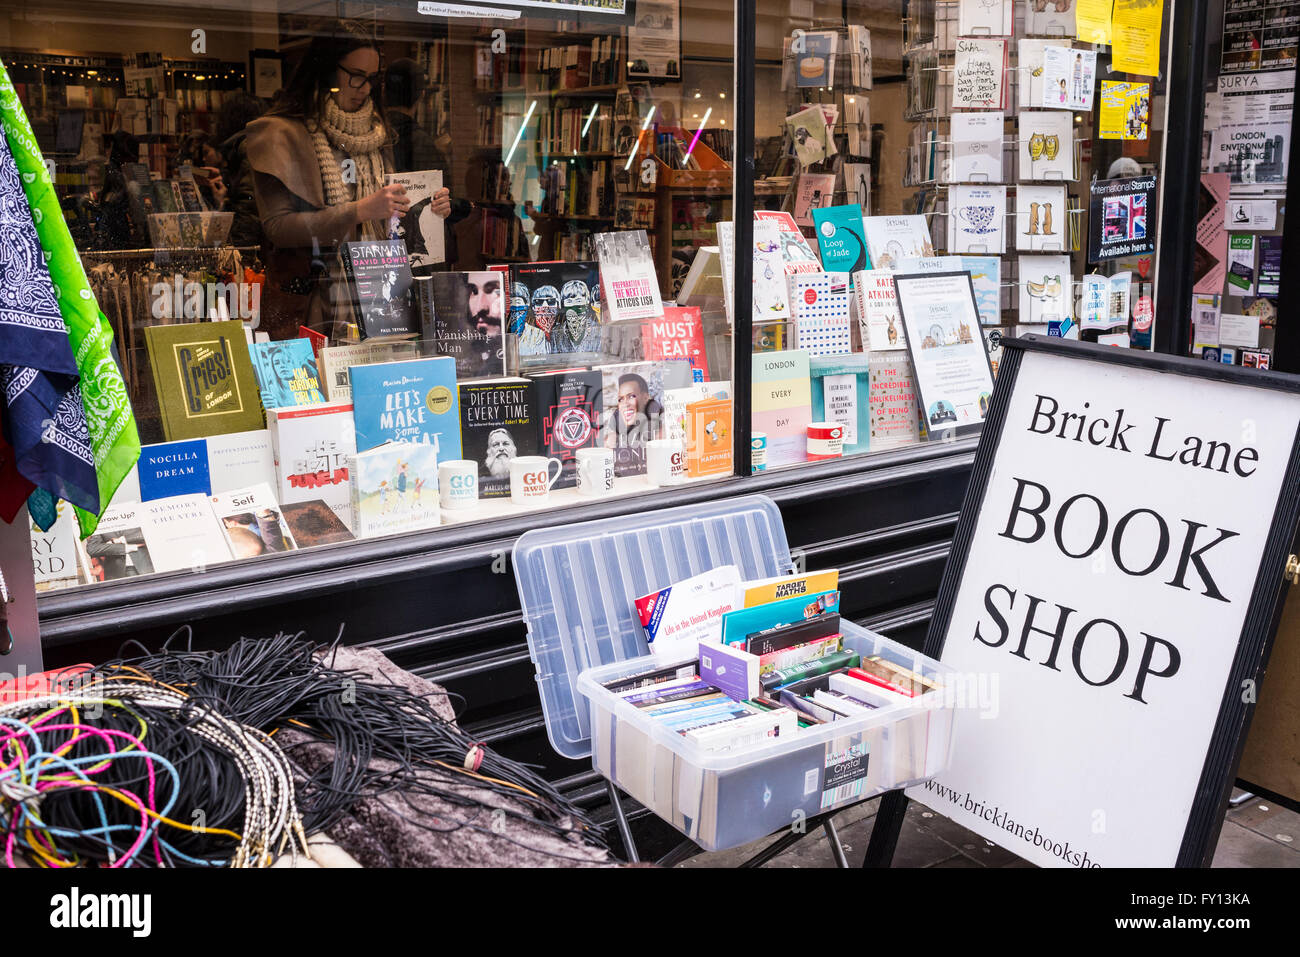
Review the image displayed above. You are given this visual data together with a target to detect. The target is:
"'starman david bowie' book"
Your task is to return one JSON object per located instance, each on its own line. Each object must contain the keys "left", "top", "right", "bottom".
{"left": 459, "top": 378, "right": 538, "bottom": 499}
{"left": 341, "top": 239, "right": 420, "bottom": 340}
{"left": 144, "top": 320, "right": 264, "bottom": 441}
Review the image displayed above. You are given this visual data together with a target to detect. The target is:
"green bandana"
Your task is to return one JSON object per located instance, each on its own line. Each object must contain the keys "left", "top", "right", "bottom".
{"left": 0, "top": 60, "right": 140, "bottom": 537}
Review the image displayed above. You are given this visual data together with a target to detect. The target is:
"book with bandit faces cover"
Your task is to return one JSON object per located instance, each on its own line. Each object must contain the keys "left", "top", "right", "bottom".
{"left": 144, "top": 320, "right": 265, "bottom": 441}
{"left": 342, "top": 240, "right": 420, "bottom": 340}
{"left": 533, "top": 369, "right": 603, "bottom": 490}
{"left": 459, "top": 378, "right": 539, "bottom": 498}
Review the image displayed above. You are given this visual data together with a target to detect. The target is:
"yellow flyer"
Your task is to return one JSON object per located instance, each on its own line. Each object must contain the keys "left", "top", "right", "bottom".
{"left": 1076, "top": 0, "right": 1114, "bottom": 46}
{"left": 1099, "top": 81, "right": 1149, "bottom": 139}
{"left": 1112, "top": 0, "right": 1164, "bottom": 77}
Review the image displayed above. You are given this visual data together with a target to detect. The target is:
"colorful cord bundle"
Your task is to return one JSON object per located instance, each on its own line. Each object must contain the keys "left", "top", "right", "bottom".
{"left": 0, "top": 680, "right": 308, "bottom": 869}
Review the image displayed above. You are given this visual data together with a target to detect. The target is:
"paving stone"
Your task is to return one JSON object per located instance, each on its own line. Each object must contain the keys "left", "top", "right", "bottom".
{"left": 1211, "top": 821, "right": 1300, "bottom": 868}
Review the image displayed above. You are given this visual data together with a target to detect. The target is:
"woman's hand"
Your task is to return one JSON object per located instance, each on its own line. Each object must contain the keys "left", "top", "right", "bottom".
{"left": 356, "top": 183, "right": 410, "bottom": 223}
{"left": 431, "top": 186, "right": 451, "bottom": 218}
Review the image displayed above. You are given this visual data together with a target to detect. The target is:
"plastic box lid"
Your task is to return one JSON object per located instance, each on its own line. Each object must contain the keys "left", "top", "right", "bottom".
{"left": 513, "top": 495, "right": 792, "bottom": 760}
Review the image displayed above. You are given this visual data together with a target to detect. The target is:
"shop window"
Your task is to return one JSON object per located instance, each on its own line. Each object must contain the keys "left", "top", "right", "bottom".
{"left": 745, "top": 0, "right": 1173, "bottom": 473}
{"left": 15, "top": 0, "right": 737, "bottom": 592}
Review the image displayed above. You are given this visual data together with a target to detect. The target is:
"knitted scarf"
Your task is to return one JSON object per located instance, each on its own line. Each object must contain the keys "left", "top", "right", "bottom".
{"left": 310, "top": 96, "right": 388, "bottom": 241}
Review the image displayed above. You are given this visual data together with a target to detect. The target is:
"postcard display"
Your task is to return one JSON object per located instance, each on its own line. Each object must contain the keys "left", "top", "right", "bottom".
{"left": 902, "top": 0, "right": 1169, "bottom": 345}
{"left": 1196, "top": 3, "right": 1297, "bottom": 369}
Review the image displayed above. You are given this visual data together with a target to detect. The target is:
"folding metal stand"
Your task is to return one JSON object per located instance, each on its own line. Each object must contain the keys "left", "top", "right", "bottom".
{"left": 605, "top": 780, "right": 856, "bottom": 868}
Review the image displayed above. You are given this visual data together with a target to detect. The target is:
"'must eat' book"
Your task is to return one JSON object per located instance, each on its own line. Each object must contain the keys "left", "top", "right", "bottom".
{"left": 349, "top": 441, "right": 441, "bottom": 538}
{"left": 643, "top": 306, "right": 709, "bottom": 382}
{"left": 592, "top": 229, "right": 664, "bottom": 324}
{"left": 349, "top": 356, "right": 462, "bottom": 460}
{"left": 415, "top": 272, "right": 507, "bottom": 379}
{"left": 387, "top": 169, "right": 445, "bottom": 275}
{"left": 248, "top": 338, "right": 326, "bottom": 412}
{"left": 459, "top": 377, "right": 539, "bottom": 498}
{"left": 210, "top": 483, "right": 298, "bottom": 560}
{"left": 144, "top": 320, "right": 264, "bottom": 441}
{"left": 751, "top": 349, "right": 813, "bottom": 468}
{"left": 341, "top": 240, "right": 420, "bottom": 340}
{"left": 267, "top": 402, "right": 357, "bottom": 529}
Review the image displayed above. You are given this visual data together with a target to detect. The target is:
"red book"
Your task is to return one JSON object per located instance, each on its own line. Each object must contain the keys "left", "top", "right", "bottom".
{"left": 846, "top": 666, "right": 920, "bottom": 698}
{"left": 642, "top": 306, "right": 709, "bottom": 381}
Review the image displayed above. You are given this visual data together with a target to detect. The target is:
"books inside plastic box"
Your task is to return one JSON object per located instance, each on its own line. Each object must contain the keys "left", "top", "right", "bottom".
{"left": 577, "top": 625, "right": 957, "bottom": 852}
{"left": 513, "top": 495, "right": 793, "bottom": 760}
{"left": 513, "top": 494, "right": 958, "bottom": 852}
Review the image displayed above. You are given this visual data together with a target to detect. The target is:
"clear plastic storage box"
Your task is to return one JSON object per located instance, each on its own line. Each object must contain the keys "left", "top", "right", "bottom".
{"left": 513, "top": 495, "right": 958, "bottom": 852}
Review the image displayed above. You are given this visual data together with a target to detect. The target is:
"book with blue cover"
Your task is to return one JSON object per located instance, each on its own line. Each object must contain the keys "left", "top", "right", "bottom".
{"left": 137, "top": 439, "right": 212, "bottom": 501}
{"left": 812, "top": 206, "right": 871, "bottom": 274}
{"left": 720, "top": 590, "right": 842, "bottom": 648}
{"left": 348, "top": 356, "right": 462, "bottom": 459}
{"left": 248, "top": 338, "right": 326, "bottom": 412}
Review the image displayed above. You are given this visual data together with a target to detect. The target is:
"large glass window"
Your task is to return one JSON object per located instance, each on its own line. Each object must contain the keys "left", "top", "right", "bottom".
{"left": 12, "top": 0, "right": 736, "bottom": 591}
{"left": 745, "top": 0, "right": 1173, "bottom": 473}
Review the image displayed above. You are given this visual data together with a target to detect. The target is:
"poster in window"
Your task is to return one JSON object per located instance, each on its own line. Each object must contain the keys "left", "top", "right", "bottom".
{"left": 1087, "top": 174, "right": 1157, "bottom": 263}
{"left": 628, "top": 0, "right": 682, "bottom": 80}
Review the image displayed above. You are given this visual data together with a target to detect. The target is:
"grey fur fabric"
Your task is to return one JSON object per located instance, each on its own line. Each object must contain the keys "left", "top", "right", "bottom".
{"left": 279, "top": 645, "right": 612, "bottom": 868}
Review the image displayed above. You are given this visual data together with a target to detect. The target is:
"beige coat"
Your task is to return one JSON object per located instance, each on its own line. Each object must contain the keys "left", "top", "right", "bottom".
{"left": 244, "top": 114, "right": 392, "bottom": 339}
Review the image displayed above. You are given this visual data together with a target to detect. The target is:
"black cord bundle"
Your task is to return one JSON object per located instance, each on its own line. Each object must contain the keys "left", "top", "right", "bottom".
{"left": 89, "top": 629, "right": 609, "bottom": 857}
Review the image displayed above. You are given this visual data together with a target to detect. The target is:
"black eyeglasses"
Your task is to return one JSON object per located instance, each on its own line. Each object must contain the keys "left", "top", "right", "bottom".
{"left": 339, "top": 64, "right": 380, "bottom": 90}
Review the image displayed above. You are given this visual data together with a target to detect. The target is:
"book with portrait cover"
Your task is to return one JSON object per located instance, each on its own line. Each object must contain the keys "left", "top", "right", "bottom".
{"left": 349, "top": 356, "right": 462, "bottom": 460}
{"left": 248, "top": 338, "right": 326, "bottom": 412}
{"left": 341, "top": 239, "right": 420, "bottom": 340}
{"left": 349, "top": 441, "right": 441, "bottom": 538}
{"left": 210, "top": 483, "right": 298, "bottom": 560}
{"left": 595, "top": 360, "right": 694, "bottom": 477}
{"left": 509, "top": 261, "right": 603, "bottom": 358}
{"left": 533, "top": 368, "right": 603, "bottom": 490}
{"left": 415, "top": 272, "right": 507, "bottom": 379}
{"left": 144, "top": 320, "right": 264, "bottom": 441}
{"left": 459, "top": 377, "right": 539, "bottom": 498}
{"left": 387, "top": 169, "right": 445, "bottom": 275}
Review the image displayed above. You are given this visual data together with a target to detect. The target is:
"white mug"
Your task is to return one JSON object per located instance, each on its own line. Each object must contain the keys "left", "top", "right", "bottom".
{"left": 510, "top": 455, "right": 564, "bottom": 507}
{"left": 439, "top": 460, "right": 478, "bottom": 510}
{"left": 575, "top": 447, "right": 615, "bottom": 497}
{"left": 646, "top": 438, "right": 685, "bottom": 487}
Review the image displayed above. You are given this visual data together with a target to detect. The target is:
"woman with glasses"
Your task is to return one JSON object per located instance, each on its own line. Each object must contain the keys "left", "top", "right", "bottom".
{"left": 245, "top": 19, "right": 451, "bottom": 339}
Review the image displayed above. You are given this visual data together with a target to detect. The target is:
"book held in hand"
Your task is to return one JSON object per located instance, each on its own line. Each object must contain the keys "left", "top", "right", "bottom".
{"left": 387, "top": 170, "right": 445, "bottom": 275}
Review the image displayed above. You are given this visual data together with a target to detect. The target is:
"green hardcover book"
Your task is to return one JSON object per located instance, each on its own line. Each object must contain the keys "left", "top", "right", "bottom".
{"left": 144, "top": 321, "right": 265, "bottom": 441}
